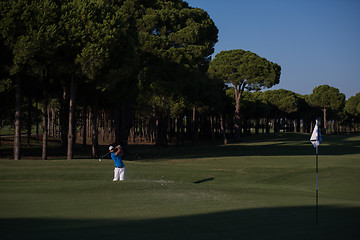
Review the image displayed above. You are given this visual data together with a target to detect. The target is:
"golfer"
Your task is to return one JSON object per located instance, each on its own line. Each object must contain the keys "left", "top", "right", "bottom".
{"left": 109, "top": 145, "right": 125, "bottom": 181}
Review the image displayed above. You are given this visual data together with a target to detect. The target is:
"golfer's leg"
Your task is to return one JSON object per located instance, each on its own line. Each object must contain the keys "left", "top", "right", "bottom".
{"left": 113, "top": 168, "right": 119, "bottom": 181}
{"left": 119, "top": 167, "right": 125, "bottom": 181}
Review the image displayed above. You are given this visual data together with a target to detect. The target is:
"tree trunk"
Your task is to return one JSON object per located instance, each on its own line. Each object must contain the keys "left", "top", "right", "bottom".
{"left": 162, "top": 114, "right": 168, "bottom": 147}
{"left": 115, "top": 107, "right": 121, "bottom": 145}
{"left": 115, "top": 104, "right": 132, "bottom": 150}
{"left": 60, "top": 87, "right": 69, "bottom": 148}
{"left": 47, "top": 105, "right": 51, "bottom": 137}
{"left": 210, "top": 115, "right": 215, "bottom": 141}
{"left": 129, "top": 126, "right": 135, "bottom": 143}
{"left": 82, "top": 106, "right": 87, "bottom": 146}
{"left": 192, "top": 106, "right": 198, "bottom": 142}
{"left": 234, "top": 83, "right": 245, "bottom": 141}
{"left": 36, "top": 102, "right": 40, "bottom": 143}
{"left": 175, "top": 117, "right": 180, "bottom": 146}
{"left": 322, "top": 107, "right": 327, "bottom": 134}
{"left": 67, "top": 77, "right": 77, "bottom": 160}
{"left": 52, "top": 106, "right": 56, "bottom": 137}
{"left": 186, "top": 113, "right": 191, "bottom": 142}
{"left": 275, "top": 117, "right": 281, "bottom": 133}
{"left": 219, "top": 113, "right": 227, "bottom": 145}
{"left": 100, "top": 111, "right": 105, "bottom": 142}
{"left": 27, "top": 99, "right": 32, "bottom": 147}
{"left": 91, "top": 100, "right": 99, "bottom": 158}
{"left": 168, "top": 117, "right": 173, "bottom": 144}
{"left": 155, "top": 117, "right": 160, "bottom": 146}
{"left": 42, "top": 83, "right": 48, "bottom": 160}
{"left": 255, "top": 114, "right": 260, "bottom": 135}
{"left": 14, "top": 75, "right": 21, "bottom": 160}
{"left": 42, "top": 97, "right": 48, "bottom": 160}
{"left": 296, "top": 118, "right": 301, "bottom": 132}
{"left": 104, "top": 111, "right": 110, "bottom": 142}
{"left": 87, "top": 110, "right": 91, "bottom": 139}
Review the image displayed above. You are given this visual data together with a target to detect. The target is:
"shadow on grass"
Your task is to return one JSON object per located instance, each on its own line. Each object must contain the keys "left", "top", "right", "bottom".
{"left": 193, "top": 177, "right": 215, "bottom": 184}
{"left": 127, "top": 134, "right": 360, "bottom": 160}
{"left": 1, "top": 133, "right": 359, "bottom": 160}
{"left": 0, "top": 206, "right": 358, "bottom": 240}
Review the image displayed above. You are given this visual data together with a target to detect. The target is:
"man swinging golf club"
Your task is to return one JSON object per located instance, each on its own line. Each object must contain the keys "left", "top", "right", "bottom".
{"left": 109, "top": 145, "right": 125, "bottom": 181}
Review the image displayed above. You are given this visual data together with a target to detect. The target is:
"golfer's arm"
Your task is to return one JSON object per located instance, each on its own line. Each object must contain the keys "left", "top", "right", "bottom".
{"left": 115, "top": 149, "right": 124, "bottom": 157}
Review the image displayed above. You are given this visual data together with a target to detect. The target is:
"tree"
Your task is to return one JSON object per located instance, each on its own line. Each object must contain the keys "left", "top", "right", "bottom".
{"left": 306, "top": 85, "right": 345, "bottom": 133}
{"left": 239, "top": 91, "right": 270, "bottom": 135}
{"left": 261, "top": 89, "right": 298, "bottom": 133}
{"left": 28, "top": 0, "right": 62, "bottom": 160}
{"left": 136, "top": 0, "right": 218, "bottom": 71}
{"left": 208, "top": 49, "right": 281, "bottom": 140}
{"left": 60, "top": 0, "right": 128, "bottom": 158}
{"left": 345, "top": 93, "right": 360, "bottom": 118}
{"left": 0, "top": 0, "right": 29, "bottom": 160}
{"left": 0, "top": 37, "right": 13, "bottom": 147}
{"left": 0, "top": 0, "right": 62, "bottom": 159}
{"left": 296, "top": 94, "right": 314, "bottom": 133}
{"left": 132, "top": 0, "right": 218, "bottom": 146}
{"left": 344, "top": 93, "right": 360, "bottom": 132}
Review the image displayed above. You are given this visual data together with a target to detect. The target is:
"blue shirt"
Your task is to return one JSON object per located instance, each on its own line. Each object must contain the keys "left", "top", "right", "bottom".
{"left": 111, "top": 152, "right": 124, "bottom": 168}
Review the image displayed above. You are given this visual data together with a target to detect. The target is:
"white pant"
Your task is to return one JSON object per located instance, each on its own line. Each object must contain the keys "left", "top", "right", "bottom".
{"left": 113, "top": 167, "right": 125, "bottom": 181}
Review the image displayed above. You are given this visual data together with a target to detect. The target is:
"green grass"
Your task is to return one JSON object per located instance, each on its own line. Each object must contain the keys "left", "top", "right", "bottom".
{"left": 0, "top": 133, "right": 359, "bottom": 239}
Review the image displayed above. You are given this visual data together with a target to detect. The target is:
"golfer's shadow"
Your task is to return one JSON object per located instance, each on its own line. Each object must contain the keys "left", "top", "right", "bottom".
{"left": 193, "top": 177, "right": 214, "bottom": 184}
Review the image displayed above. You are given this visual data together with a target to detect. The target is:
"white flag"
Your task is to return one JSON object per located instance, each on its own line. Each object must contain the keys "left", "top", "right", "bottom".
{"left": 310, "top": 120, "right": 322, "bottom": 148}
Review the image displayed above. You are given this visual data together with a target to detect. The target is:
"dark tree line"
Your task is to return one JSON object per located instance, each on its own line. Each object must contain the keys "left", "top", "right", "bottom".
{"left": 1, "top": 0, "right": 359, "bottom": 160}
{"left": 0, "top": 0, "right": 219, "bottom": 159}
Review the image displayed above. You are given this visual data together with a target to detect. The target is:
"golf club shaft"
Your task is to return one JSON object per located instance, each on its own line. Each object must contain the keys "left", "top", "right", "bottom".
{"left": 99, "top": 151, "right": 110, "bottom": 160}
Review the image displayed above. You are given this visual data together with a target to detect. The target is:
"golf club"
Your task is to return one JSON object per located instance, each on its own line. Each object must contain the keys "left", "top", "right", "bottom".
{"left": 98, "top": 151, "right": 110, "bottom": 161}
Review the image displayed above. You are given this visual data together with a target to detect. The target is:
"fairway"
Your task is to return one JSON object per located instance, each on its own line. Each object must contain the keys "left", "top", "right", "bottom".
{"left": 0, "top": 134, "right": 359, "bottom": 239}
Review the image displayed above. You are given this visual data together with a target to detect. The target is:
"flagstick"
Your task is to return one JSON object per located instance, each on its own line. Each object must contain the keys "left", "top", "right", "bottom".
{"left": 316, "top": 146, "right": 319, "bottom": 224}
{"left": 310, "top": 119, "right": 321, "bottom": 225}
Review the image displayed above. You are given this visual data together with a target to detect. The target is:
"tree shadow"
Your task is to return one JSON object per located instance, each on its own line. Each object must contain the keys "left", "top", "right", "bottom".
{"left": 1, "top": 133, "right": 359, "bottom": 160}
{"left": 128, "top": 134, "right": 360, "bottom": 160}
{"left": 0, "top": 206, "right": 358, "bottom": 240}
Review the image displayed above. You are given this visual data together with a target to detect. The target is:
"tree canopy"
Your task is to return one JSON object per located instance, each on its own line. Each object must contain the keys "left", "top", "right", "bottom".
{"left": 306, "top": 85, "right": 345, "bottom": 132}
{"left": 208, "top": 49, "right": 281, "bottom": 91}
{"left": 208, "top": 49, "right": 281, "bottom": 139}
{"left": 345, "top": 93, "right": 360, "bottom": 118}
{"left": 0, "top": 0, "right": 220, "bottom": 157}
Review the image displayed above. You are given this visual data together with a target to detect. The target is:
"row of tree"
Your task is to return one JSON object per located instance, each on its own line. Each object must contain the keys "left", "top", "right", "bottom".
{"left": 1, "top": 1, "right": 359, "bottom": 160}
{"left": 4, "top": 83, "right": 358, "bottom": 145}
{"left": 0, "top": 0, "right": 219, "bottom": 159}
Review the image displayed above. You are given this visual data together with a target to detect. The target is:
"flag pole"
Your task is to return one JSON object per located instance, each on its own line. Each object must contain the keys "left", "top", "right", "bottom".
{"left": 310, "top": 119, "right": 322, "bottom": 225}
{"left": 316, "top": 145, "right": 319, "bottom": 225}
